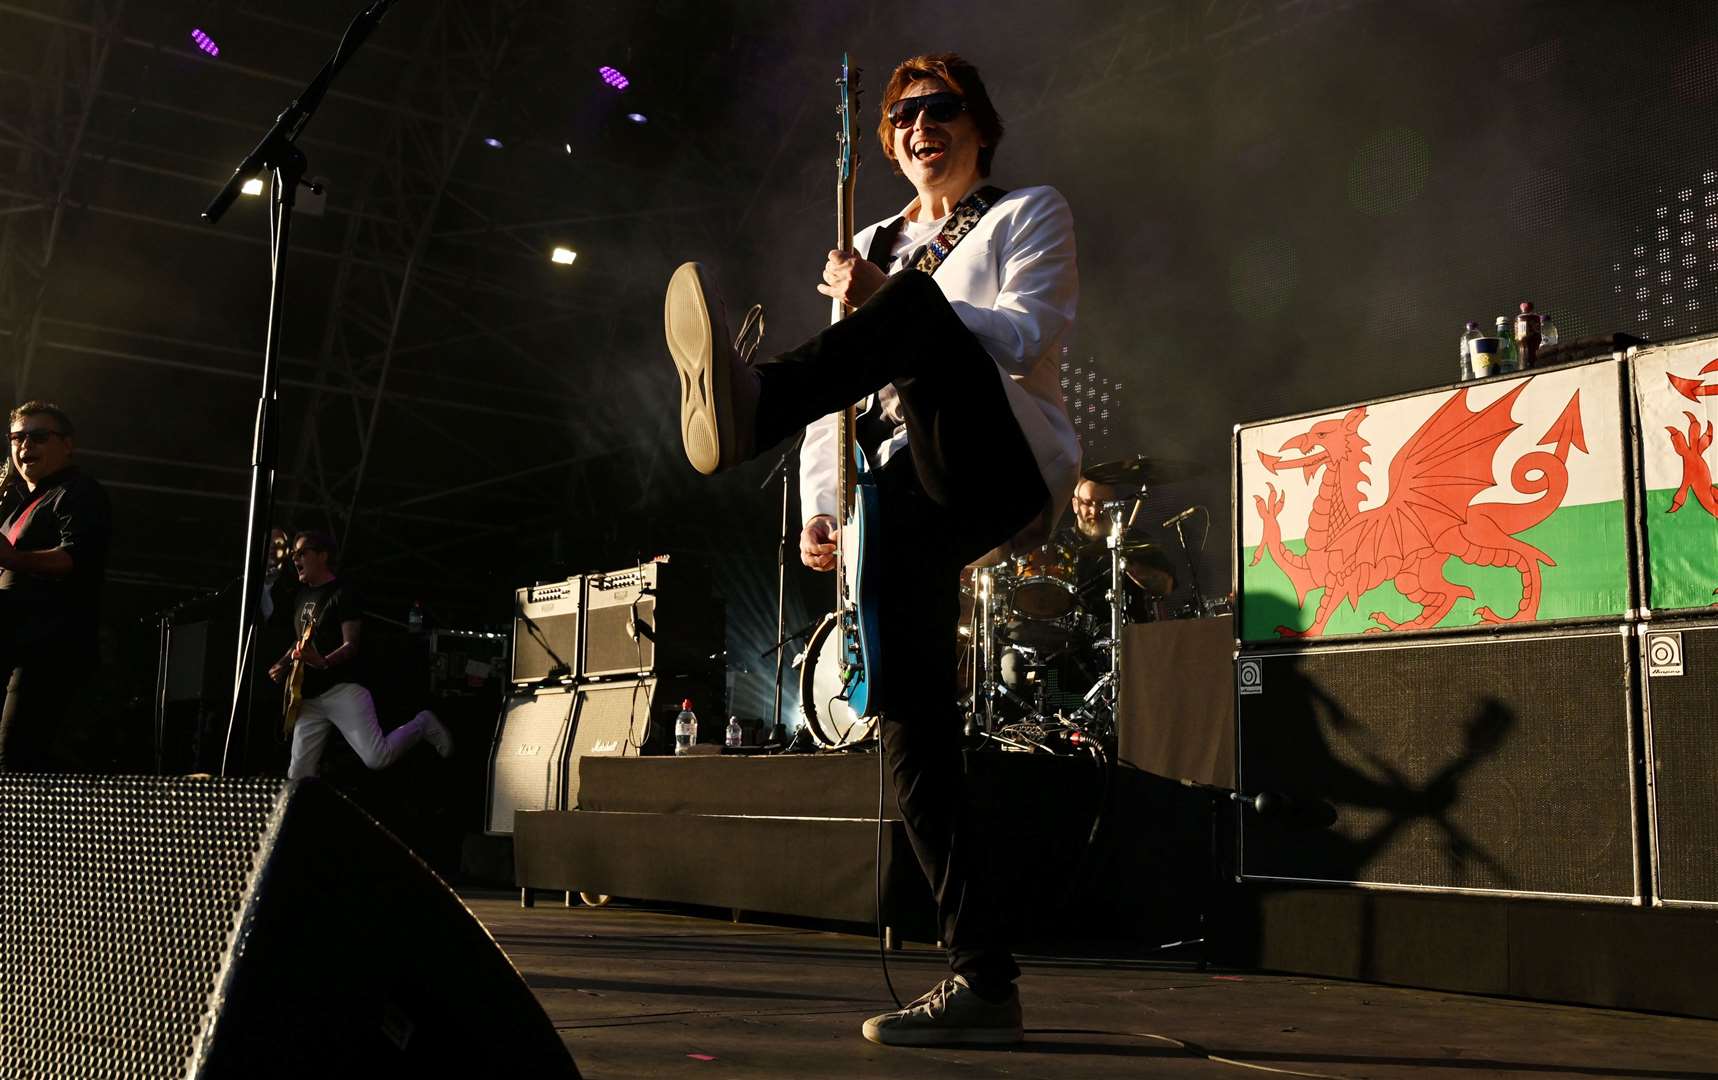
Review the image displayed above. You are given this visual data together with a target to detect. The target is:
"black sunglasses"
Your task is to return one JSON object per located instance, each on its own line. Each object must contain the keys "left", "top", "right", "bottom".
{"left": 887, "top": 92, "right": 965, "bottom": 129}
{"left": 7, "top": 428, "right": 63, "bottom": 446}
{"left": 290, "top": 545, "right": 323, "bottom": 559}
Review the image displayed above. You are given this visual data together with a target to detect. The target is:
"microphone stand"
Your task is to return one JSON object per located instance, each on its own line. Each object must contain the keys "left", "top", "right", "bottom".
{"left": 204, "top": 0, "right": 399, "bottom": 776}
{"left": 759, "top": 430, "right": 805, "bottom": 740}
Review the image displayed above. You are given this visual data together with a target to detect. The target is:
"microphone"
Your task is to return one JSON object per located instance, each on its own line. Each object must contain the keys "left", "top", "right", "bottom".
{"left": 1241, "top": 790, "right": 1339, "bottom": 830}
{"left": 1161, "top": 505, "right": 1200, "bottom": 528}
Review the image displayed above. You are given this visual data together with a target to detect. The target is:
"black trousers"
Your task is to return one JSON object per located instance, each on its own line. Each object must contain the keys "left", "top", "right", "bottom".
{"left": 0, "top": 638, "right": 83, "bottom": 771}
{"left": 755, "top": 270, "right": 1049, "bottom": 990}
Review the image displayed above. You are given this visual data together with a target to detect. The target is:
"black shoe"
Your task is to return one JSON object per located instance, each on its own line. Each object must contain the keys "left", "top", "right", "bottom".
{"left": 664, "top": 262, "right": 758, "bottom": 474}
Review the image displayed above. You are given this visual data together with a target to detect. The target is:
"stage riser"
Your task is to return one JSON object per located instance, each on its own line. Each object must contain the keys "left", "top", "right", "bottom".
{"left": 1238, "top": 628, "right": 1640, "bottom": 901}
{"left": 1232, "top": 886, "right": 1718, "bottom": 1020}
{"left": 515, "top": 811, "right": 935, "bottom": 936}
{"left": 1641, "top": 619, "right": 1718, "bottom": 907}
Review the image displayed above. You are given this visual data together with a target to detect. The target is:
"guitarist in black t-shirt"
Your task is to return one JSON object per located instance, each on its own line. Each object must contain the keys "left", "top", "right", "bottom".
{"left": 269, "top": 530, "right": 453, "bottom": 779}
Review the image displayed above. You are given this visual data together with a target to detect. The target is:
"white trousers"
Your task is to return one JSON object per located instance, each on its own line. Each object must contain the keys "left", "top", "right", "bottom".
{"left": 286, "top": 682, "right": 431, "bottom": 780}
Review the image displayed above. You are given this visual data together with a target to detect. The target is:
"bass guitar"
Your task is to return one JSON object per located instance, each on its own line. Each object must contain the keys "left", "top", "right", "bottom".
{"left": 800, "top": 54, "right": 885, "bottom": 747}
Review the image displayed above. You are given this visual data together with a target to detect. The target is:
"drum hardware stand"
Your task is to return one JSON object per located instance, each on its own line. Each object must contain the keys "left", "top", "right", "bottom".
{"left": 759, "top": 430, "right": 805, "bottom": 740}
{"left": 1163, "top": 505, "right": 1207, "bottom": 617}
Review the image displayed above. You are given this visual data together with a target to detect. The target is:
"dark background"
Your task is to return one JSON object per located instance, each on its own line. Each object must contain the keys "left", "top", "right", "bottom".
{"left": 4, "top": 0, "right": 1717, "bottom": 754}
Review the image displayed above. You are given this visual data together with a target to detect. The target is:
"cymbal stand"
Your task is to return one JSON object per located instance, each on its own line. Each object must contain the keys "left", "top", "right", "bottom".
{"left": 1170, "top": 513, "right": 1206, "bottom": 615}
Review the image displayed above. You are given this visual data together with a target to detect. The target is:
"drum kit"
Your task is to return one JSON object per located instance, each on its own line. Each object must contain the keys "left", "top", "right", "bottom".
{"left": 963, "top": 454, "right": 1228, "bottom": 752}
{"left": 797, "top": 454, "right": 1227, "bottom": 751}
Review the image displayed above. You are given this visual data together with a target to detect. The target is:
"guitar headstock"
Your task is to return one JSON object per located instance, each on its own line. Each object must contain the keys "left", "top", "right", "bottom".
{"left": 836, "top": 53, "right": 862, "bottom": 186}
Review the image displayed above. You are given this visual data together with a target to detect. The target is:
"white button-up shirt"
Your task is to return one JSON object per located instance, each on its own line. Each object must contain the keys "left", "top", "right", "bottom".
{"left": 798, "top": 184, "right": 1083, "bottom": 554}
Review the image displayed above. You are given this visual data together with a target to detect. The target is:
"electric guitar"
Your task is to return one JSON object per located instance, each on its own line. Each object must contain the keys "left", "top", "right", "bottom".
{"left": 282, "top": 589, "right": 340, "bottom": 736}
{"left": 830, "top": 54, "right": 884, "bottom": 723}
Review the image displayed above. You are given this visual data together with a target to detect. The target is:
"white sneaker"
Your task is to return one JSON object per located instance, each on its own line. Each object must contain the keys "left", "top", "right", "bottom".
{"left": 417, "top": 711, "right": 454, "bottom": 758}
{"left": 861, "top": 975, "right": 1022, "bottom": 1047}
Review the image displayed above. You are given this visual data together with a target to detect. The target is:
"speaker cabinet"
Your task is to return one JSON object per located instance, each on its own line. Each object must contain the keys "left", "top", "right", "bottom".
{"left": 565, "top": 678, "right": 658, "bottom": 808}
{"left": 511, "top": 578, "right": 581, "bottom": 684}
{"left": 1237, "top": 627, "right": 1639, "bottom": 901}
{"left": 0, "top": 775, "right": 577, "bottom": 1077}
{"left": 1641, "top": 621, "right": 1718, "bottom": 907}
{"left": 485, "top": 685, "right": 578, "bottom": 835}
{"left": 582, "top": 562, "right": 720, "bottom": 680}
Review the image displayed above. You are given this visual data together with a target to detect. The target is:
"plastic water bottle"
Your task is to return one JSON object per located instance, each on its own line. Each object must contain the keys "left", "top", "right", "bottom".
{"left": 407, "top": 599, "right": 425, "bottom": 633}
{"left": 1459, "top": 321, "right": 1483, "bottom": 381}
{"left": 674, "top": 699, "right": 696, "bottom": 755}
{"left": 1494, "top": 315, "right": 1519, "bottom": 374}
{"left": 725, "top": 715, "right": 743, "bottom": 749}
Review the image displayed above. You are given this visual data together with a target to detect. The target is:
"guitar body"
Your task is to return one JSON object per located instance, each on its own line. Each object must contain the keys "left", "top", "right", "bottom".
{"left": 282, "top": 664, "right": 308, "bottom": 734}
{"left": 840, "top": 441, "right": 884, "bottom": 717}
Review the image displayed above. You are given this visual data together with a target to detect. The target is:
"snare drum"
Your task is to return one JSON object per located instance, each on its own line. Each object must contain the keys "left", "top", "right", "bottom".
{"left": 1009, "top": 541, "right": 1078, "bottom": 620}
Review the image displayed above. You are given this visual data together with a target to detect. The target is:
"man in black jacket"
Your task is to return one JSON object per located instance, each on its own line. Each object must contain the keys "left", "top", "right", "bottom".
{"left": 0, "top": 402, "right": 112, "bottom": 770}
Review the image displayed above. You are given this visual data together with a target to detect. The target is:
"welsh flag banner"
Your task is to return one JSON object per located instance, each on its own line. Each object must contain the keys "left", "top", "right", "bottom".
{"left": 1237, "top": 361, "right": 1630, "bottom": 642}
{"left": 1632, "top": 340, "right": 1718, "bottom": 614}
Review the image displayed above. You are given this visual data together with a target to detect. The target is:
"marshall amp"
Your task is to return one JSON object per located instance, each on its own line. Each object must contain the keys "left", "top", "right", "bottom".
{"left": 582, "top": 560, "right": 721, "bottom": 680}
{"left": 511, "top": 577, "right": 581, "bottom": 685}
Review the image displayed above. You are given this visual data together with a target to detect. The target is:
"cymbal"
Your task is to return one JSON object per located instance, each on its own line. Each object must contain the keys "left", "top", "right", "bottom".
{"left": 1082, "top": 454, "right": 1205, "bottom": 487}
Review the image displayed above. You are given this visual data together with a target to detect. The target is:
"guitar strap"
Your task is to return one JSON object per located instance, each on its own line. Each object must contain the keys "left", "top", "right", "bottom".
{"left": 863, "top": 184, "right": 1009, "bottom": 276}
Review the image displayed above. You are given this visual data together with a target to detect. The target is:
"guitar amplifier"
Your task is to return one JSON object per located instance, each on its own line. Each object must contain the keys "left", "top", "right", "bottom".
{"left": 582, "top": 561, "right": 721, "bottom": 680}
{"left": 1640, "top": 620, "right": 1718, "bottom": 908}
{"left": 484, "top": 685, "right": 577, "bottom": 835}
{"left": 510, "top": 577, "right": 581, "bottom": 685}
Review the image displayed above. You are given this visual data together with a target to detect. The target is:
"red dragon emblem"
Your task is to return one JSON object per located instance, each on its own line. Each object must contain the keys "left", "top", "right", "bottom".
{"left": 1250, "top": 380, "right": 1586, "bottom": 637}
{"left": 1665, "top": 359, "right": 1718, "bottom": 519}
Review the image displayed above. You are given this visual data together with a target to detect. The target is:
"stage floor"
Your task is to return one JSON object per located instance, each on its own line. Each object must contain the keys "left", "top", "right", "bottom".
{"left": 463, "top": 891, "right": 1718, "bottom": 1079}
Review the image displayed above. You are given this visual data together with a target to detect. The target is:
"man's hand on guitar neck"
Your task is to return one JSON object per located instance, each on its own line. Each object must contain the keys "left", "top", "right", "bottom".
{"left": 817, "top": 250, "right": 886, "bottom": 309}
{"left": 800, "top": 515, "right": 839, "bottom": 572}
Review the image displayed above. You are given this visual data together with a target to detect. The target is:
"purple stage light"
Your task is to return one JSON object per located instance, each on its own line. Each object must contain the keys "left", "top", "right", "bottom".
{"left": 482, "top": 137, "right": 504, "bottom": 149}
{"left": 598, "top": 66, "right": 630, "bottom": 91}
{"left": 626, "top": 113, "right": 648, "bottom": 125}
{"left": 191, "top": 28, "right": 220, "bottom": 57}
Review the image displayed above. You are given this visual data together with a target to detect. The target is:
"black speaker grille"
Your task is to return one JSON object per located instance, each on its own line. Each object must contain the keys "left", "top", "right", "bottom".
{"left": 1643, "top": 624, "right": 1718, "bottom": 905}
{"left": 1239, "top": 631, "right": 1637, "bottom": 899}
{"left": 0, "top": 775, "right": 285, "bottom": 1078}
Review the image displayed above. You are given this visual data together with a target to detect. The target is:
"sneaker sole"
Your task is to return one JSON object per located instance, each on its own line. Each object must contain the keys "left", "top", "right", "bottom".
{"left": 861, "top": 1023, "right": 1023, "bottom": 1048}
{"left": 664, "top": 262, "right": 728, "bottom": 475}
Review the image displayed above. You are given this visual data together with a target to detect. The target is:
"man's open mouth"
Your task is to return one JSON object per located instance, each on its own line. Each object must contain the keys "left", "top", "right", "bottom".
{"left": 912, "top": 141, "right": 945, "bottom": 162}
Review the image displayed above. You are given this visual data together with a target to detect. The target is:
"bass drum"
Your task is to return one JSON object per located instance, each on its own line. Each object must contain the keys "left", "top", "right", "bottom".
{"left": 799, "top": 612, "right": 876, "bottom": 748}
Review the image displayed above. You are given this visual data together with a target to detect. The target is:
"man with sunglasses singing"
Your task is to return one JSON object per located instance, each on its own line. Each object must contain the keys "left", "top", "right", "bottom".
{"left": 0, "top": 402, "right": 113, "bottom": 771}
{"left": 662, "top": 53, "right": 1079, "bottom": 1046}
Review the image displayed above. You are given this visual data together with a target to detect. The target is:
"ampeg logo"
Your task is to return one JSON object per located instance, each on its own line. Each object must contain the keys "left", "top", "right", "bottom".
{"left": 1647, "top": 631, "right": 1685, "bottom": 677}
{"left": 1237, "top": 657, "right": 1264, "bottom": 695}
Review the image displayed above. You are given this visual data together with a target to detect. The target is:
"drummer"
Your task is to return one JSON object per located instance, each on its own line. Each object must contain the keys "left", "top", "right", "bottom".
{"left": 1067, "top": 477, "right": 1177, "bottom": 622}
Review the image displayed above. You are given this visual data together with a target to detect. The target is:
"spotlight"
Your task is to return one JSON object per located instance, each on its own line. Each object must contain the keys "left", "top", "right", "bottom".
{"left": 240, "top": 177, "right": 264, "bottom": 196}
{"left": 191, "top": 28, "right": 220, "bottom": 57}
{"left": 551, "top": 247, "right": 577, "bottom": 265}
{"left": 482, "top": 136, "right": 504, "bottom": 149}
{"left": 626, "top": 113, "right": 648, "bottom": 125}
{"left": 564, "top": 143, "right": 573, "bottom": 154}
{"left": 598, "top": 66, "right": 630, "bottom": 91}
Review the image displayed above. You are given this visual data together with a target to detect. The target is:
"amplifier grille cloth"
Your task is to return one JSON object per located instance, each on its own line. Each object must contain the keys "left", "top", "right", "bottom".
{"left": 568, "top": 679, "right": 654, "bottom": 808}
{"left": 486, "top": 688, "right": 576, "bottom": 834}
{"left": 1645, "top": 624, "right": 1718, "bottom": 904}
{"left": 0, "top": 776, "right": 284, "bottom": 1078}
{"left": 1240, "top": 632, "right": 1636, "bottom": 898}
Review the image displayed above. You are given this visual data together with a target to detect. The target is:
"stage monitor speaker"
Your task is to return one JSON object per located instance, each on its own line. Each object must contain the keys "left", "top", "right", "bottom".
{"left": 0, "top": 775, "right": 577, "bottom": 1078}
{"left": 1237, "top": 627, "right": 1639, "bottom": 901}
{"left": 1641, "top": 621, "right": 1718, "bottom": 907}
{"left": 511, "top": 577, "right": 581, "bottom": 684}
{"left": 582, "top": 561, "right": 720, "bottom": 679}
{"left": 485, "top": 685, "right": 578, "bottom": 835}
